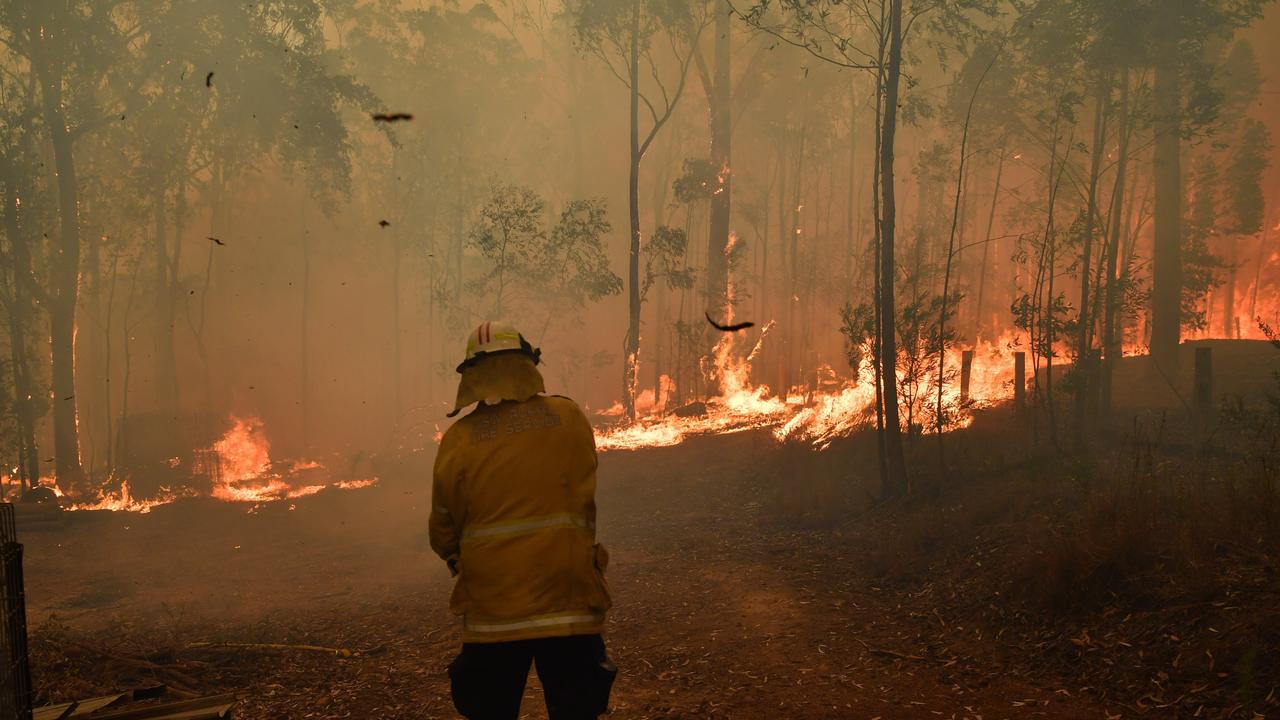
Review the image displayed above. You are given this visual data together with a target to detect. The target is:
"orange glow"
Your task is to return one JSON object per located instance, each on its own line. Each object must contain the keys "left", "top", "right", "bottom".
{"left": 211, "top": 416, "right": 284, "bottom": 502}
{"left": 44, "top": 415, "right": 380, "bottom": 513}
{"left": 66, "top": 479, "right": 182, "bottom": 514}
{"left": 597, "top": 329, "right": 1025, "bottom": 453}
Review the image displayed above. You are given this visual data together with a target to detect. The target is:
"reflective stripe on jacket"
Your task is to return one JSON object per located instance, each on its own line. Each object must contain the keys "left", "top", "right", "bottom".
{"left": 430, "top": 394, "right": 611, "bottom": 643}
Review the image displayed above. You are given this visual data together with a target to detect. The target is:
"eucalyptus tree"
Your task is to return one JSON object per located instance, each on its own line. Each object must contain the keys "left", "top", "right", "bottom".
{"left": 568, "top": 0, "right": 711, "bottom": 422}
{"left": 1210, "top": 40, "right": 1269, "bottom": 337}
{"left": 1143, "top": 0, "right": 1271, "bottom": 369}
{"left": 691, "top": 3, "right": 733, "bottom": 320}
{"left": 466, "top": 182, "right": 623, "bottom": 339}
{"left": 0, "top": 66, "right": 47, "bottom": 491}
{"left": 0, "top": 0, "right": 154, "bottom": 487}
{"left": 735, "top": 0, "right": 996, "bottom": 497}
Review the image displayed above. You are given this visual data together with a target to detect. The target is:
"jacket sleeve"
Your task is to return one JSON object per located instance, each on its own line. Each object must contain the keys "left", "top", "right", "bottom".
{"left": 429, "top": 430, "right": 461, "bottom": 567}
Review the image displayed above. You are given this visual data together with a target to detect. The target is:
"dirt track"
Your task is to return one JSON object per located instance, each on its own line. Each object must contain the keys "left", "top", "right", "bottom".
{"left": 23, "top": 429, "right": 1114, "bottom": 719}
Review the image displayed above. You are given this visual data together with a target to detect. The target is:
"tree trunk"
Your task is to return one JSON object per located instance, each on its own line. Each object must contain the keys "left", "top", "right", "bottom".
{"left": 119, "top": 266, "right": 141, "bottom": 468}
{"left": 846, "top": 77, "right": 858, "bottom": 302}
{"left": 936, "top": 54, "right": 989, "bottom": 449}
{"left": 300, "top": 195, "right": 312, "bottom": 450}
{"left": 1074, "top": 76, "right": 1110, "bottom": 441}
{"left": 974, "top": 146, "right": 1005, "bottom": 337}
{"left": 1, "top": 165, "right": 40, "bottom": 490}
{"left": 650, "top": 178, "right": 669, "bottom": 412}
{"left": 1101, "top": 69, "right": 1131, "bottom": 413}
{"left": 785, "top": 127, "right": 806, "bottom": 397}
{"left": 41, "top": 72, "right": 86, "bottom": 486}
{"left": 871, "top": 52, "right": 887, "bottom": 493}
{"left": 391, "top": 150, "right": 403, "bottom": 436}
{"left": 622, "top": 0, "right": 642, "bottom": 423}
{"left": 1151, "top": 36, "right": 1183, "bottom": 370}
{"left": 1250, "top": 195, "right": 1274, "bottom": 322}
{"left": 1221, "top": 239, "right": 1237, "bottom": 338}
{"left": 704, "top": 5, "right": 732, "bottom": 322}
{"left": 102, "top": 253, "right": 119, "bottom": 472}
{"left": 153, "top": 186, "right": 180, "bottom": 420}
{"left": 879, "top": 0, "right": 908, "bottom": 497}
{"left": 772, "top": 140, "right": 788, "bottom": 396}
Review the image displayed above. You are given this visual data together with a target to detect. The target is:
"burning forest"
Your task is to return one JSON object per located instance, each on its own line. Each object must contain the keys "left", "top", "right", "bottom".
{"left": 2, "top": 0, "right": 1280, "bottom": 718}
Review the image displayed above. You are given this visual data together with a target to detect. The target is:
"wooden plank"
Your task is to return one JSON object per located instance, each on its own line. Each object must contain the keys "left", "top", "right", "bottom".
{"left": 34, "top": 700, "right": 77, "bottom": 720}
{"left": 33, "top": 686, "right": 169, "bottom": 720}
{"left": 70, "top": 694, "right": 132, "bottom": 717}
{"left": 142, "top": 703, "right": 234, "bottom": 720}
{"left": 78, "top": 694, "right": 236, "bottom": 720}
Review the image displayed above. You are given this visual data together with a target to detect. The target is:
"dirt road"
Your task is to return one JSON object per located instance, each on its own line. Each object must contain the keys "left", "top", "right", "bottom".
{"left": 23, "top": 430, "right": 1112, "bottom": 718}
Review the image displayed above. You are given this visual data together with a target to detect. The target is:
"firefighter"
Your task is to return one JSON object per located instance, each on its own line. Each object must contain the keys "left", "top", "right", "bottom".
{"left": 431, "top": 321, "right": 616, "bottom": 720}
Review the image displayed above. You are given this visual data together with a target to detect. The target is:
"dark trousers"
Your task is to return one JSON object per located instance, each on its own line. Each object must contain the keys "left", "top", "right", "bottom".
{"left": 448, "top": 633, "right": 615, "bottom": 720}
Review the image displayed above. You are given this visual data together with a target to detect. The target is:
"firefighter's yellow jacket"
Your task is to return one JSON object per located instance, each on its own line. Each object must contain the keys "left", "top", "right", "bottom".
{"left": 430, "top": 393, "right": 611, "bottom": 643}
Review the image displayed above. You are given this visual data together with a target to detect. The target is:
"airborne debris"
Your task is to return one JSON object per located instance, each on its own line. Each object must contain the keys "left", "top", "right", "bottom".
{"left": 705, "top": 312, "right": 755, "bottom": 332}
{"left": 207, "top": 236, "right": 225, "bottom": 246}
{"left": 205, "top": 71, "right": 214, "bottom": 87}
{"left": 378, "top": 220, "right": 390, "bottom": 228}
{"left": 371, "top": 112, "right": 414, "bottom": 123}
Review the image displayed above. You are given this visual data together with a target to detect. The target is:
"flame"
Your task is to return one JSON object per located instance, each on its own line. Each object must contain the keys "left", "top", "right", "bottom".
{"left": 64, "top": 479, "right": 180, "bottom": 514}
{"left": 595, "top": 322, "right": 791, "bottom": 452}
{"left": 596, "top": 329, "right": 1024, "bottom": 453}
{"left": 211, "top": 416, "right": 284, "bottom": 502}
{"left": 38, "top": 415, "right": 380, "bottom": 513}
